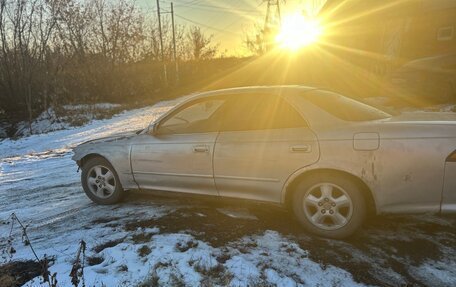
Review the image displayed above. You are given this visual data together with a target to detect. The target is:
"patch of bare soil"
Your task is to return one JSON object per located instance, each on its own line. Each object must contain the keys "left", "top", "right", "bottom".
{"left": 125, "top": 205, "right": 301, "bottom": 247}
{"left": 92, "top": 238, "right": 125, "bottom": 253}
{"left": 123, "top": 196, "right": 456, "bottom": 287}
{"left": 0, "top": 260, "right": 42, "bottom": 287}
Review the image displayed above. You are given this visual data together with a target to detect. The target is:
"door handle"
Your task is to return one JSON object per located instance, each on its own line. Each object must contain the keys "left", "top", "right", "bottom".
{"left": 290, "top": 144, "right": 312, "bottom": 153}
{"left": 193, "top": 145, "right": 209, "bottom": 153}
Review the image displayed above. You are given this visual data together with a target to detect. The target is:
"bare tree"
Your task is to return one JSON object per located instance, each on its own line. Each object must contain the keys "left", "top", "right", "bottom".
{"left": 0, "top": 0, "right": 227, "bottom": 135}
{"left": 93, "top": 0, "right": 144, "bottom": 64}
{"left": 0, "top": 0, "right": 60, "bottom": 133}
{"left": 185, "top": 26, "right": 218, "bottom": 60}
{"left": 243, "top": 22, "right": 275, "bottom": 56}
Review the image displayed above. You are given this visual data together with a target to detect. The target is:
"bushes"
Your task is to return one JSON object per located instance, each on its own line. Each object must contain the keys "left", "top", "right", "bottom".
{"left": 0, "top": 0, "right": 224, "bottom": 134}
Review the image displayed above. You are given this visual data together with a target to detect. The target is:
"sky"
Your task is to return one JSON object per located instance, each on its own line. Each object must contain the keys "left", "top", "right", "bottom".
{"left": 137, "top": 0, "right": 328, "bottom": 56}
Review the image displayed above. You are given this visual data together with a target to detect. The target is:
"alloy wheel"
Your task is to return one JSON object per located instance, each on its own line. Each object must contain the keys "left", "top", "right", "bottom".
{"left": 302, "top": 183, "right": 353, "bottom": 231}
{"left": 86, "top": 165, "right": 116, "bottom": 199}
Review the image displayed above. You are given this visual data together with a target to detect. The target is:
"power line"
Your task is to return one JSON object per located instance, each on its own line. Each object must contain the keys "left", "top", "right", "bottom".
{"left": 212, "top": 18, "right": 242, "bottom": 40}
{"left": 174, "top": 13, "right": 241, "bottom": 36}
{"left": 174, "top": 4, "right": 261, "bottom": 14}
{"left": 171, "top": 1, "right": 258, "bottom": 39}
{"left": 174, "top": 5, "right": 262, "bottom": 14}
{"left": 136, "top": 2, "right": 246, "bottom": 37}
{"left": 161, "top": 0, "right": 261, "bottom": 13}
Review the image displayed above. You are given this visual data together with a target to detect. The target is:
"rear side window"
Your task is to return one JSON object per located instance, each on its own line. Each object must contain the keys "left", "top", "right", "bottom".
{"left": 221, "top": 93, "right": 307, "bottom": 131}
{"left": 302, "top": 91, "right": 391, "bottom": 121}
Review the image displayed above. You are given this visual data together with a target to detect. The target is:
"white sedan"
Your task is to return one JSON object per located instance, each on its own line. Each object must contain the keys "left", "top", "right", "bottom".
{"left": 72, "top": 86, "right": 456, "bottom": 238}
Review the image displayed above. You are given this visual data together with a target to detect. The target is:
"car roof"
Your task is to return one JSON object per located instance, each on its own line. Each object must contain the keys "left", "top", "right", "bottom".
{"left": 187, "top": 85, "right": 318, "bottom": 99}
{"left": 152, "top": 85, "right": 387, "bottom": 129}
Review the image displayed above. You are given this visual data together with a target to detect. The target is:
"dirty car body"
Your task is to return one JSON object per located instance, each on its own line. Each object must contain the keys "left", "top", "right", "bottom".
{"left": 72, "top": 86, "right": 456, "bottom": 237}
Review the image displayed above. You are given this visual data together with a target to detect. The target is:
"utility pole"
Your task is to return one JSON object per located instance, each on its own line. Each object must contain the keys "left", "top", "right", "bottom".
{"left": 171, "top": 2, "right": 179, "bottom": 85}
{"left": 156, "top": 0, "right": 168, "bottom": 87}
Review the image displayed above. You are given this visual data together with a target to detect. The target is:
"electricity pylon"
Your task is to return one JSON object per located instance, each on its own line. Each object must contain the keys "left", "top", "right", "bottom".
{"left": 263, "top": 0, "right": 282, "bottom": 33}
{"left": 261, "top": 0, "right": 285, "bottom": 52}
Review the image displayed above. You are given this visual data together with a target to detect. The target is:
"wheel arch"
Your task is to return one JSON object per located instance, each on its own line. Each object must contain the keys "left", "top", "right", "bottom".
{"left": 76, "top": 146, "right": 138, "bottom": 190}
{"left": 282, "top": 168, "right": 377, "bottom": 215}
{"left": 78, "top": 153, "right": 114, "bottom": 169}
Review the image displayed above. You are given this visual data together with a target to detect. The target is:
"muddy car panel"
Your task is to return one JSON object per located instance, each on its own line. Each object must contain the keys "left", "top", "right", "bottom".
{"left": 213, "top": 127, "right": 320, "bottom": 203}
{"left": 72, "top": 132, "right": 139, "bottom": 190}
{"left": 130, "top": 132, "right": 219, "bottom": 195}
{"left": 72, "top": 86, "right": 456, "bottom": 215}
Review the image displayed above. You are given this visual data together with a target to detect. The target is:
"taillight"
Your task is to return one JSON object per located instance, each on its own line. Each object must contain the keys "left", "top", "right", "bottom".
{"left": 446, "top": 150, "right": 456, "bottom": 162}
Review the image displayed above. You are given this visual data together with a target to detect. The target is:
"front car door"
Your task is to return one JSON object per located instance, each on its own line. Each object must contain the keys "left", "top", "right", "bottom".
{"left": 131, "top": 96, "right": 228, "bottom": 195}
{"left": 213, "top": 92, "right": 320, "bottom": 203}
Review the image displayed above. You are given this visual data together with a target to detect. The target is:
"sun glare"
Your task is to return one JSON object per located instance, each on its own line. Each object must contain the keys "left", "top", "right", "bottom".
{"left": 276, "top": 12, "right": 322, "bottom": 50}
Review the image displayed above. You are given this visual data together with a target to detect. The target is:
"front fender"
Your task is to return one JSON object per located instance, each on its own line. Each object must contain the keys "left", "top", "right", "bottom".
{"left": 72, "top": 144, "right": 138, "bottom": 190}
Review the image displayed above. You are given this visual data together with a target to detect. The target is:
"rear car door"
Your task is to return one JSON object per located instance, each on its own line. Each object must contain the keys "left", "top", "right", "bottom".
{"left": 131, "top": 96, "right": 228, "bottom": 195}
{"left": 213, "top": 92, "right": 320, "bottom": 203}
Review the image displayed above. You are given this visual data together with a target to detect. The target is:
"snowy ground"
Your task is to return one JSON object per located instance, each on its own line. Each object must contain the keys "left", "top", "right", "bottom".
{"left": 0, "top": 99, "right": 455, "bottom": 287}
{"left": 11, "top": 103, "right": 124, "bottom": 138}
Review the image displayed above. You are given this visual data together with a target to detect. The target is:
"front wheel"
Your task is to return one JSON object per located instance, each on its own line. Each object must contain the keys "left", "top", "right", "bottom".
{"left": 81, "top": 157, "right": 124, "bottom": 205}
{"left": 292, "top": 173, "right": 366, "bottom": 239}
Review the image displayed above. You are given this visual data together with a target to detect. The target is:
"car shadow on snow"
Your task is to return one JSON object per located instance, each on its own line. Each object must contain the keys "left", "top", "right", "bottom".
{"left": 116, "top": 191, "right": 456, "bottom": 287}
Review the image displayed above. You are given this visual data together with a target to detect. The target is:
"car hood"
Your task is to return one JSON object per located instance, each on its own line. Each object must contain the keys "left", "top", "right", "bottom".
{"left": 77, "top": 130, "right": 141, "bottom": 146}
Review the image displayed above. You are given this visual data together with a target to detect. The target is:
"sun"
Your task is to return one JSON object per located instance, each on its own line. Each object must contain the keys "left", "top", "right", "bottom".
{"left": 275, "top": 12, "right": 322, "bottom": 50}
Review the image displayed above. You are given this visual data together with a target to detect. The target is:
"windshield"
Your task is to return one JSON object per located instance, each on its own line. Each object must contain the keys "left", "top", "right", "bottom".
{"left": 302, "top": 90, "right": 392, "bottom": 121}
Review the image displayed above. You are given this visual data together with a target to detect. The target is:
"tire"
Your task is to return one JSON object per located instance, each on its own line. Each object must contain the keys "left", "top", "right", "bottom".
{"left": 292, "top": 173, "right": 366, "bottom": 239}
{"left": 81, "top": 157, "right": 124, "bottom": 205}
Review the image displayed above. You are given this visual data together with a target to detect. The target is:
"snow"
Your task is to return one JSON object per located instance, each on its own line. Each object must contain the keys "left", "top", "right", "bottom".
{"left": 225, "top": 231, "right": 364, "bottom": 287}
{"left": 0, "top": 100, "right": 175, "bottom": 160}
{"left": 436, "top": 104, "right": 456, "bottom": 113}
{"left": 0, "top": 99, "right": 178, "bottom": 286}
{"left": 12, "top": 103, "right": 129, "bottom": 138}
{"left": 409, "top": 260, "right": 456, "bottom": 287}
{"left": 20, "top": 229, "right": 366, "bottom": 287}
{"left": 1, "top": 96, "right": 455, "bottom": 286}
{"left": 13, "top": 108, "right": 70, "bottom": 138}
{"left": 62, "top": 103, "right": 122, "bottom": 111}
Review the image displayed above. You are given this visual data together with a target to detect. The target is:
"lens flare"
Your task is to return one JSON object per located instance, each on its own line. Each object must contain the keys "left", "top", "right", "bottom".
{"left": 276, "top": 12, "right": 322, "bottom": 50}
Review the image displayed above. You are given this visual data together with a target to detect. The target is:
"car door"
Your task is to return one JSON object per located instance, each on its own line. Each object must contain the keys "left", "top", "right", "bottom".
{"left": 131, "top": 96, "right": 228, "bottom": 195}
{"left": 213, "top": 92, "right": 320, "bottom": 203}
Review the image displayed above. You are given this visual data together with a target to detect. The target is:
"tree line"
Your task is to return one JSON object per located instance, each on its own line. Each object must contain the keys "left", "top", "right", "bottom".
{"left": 0, "top": 0, "right": 222, "bottom": 132}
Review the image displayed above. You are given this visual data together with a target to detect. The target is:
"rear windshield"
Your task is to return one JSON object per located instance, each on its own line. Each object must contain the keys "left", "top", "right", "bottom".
{"left": 302, "top": 91, "right": 391, "bottom": 121}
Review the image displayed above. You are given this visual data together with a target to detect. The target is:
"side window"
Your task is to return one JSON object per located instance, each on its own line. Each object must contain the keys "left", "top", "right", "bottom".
{"left": 302, "top": 91, "right": 391, "bottom": 121}
{"left": 221, "top": 94, "right": 307, "bottom": 131}
{"left": 158, "top": 97, "right": 227, "bottom": 134}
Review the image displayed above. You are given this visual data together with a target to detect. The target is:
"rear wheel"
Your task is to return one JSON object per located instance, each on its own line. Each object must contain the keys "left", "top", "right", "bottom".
{"left": 81, "top": 157, "right": 124, "bottom": 204}
{"left": 292, "top": 173, "right": 366, "bottom": 239}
